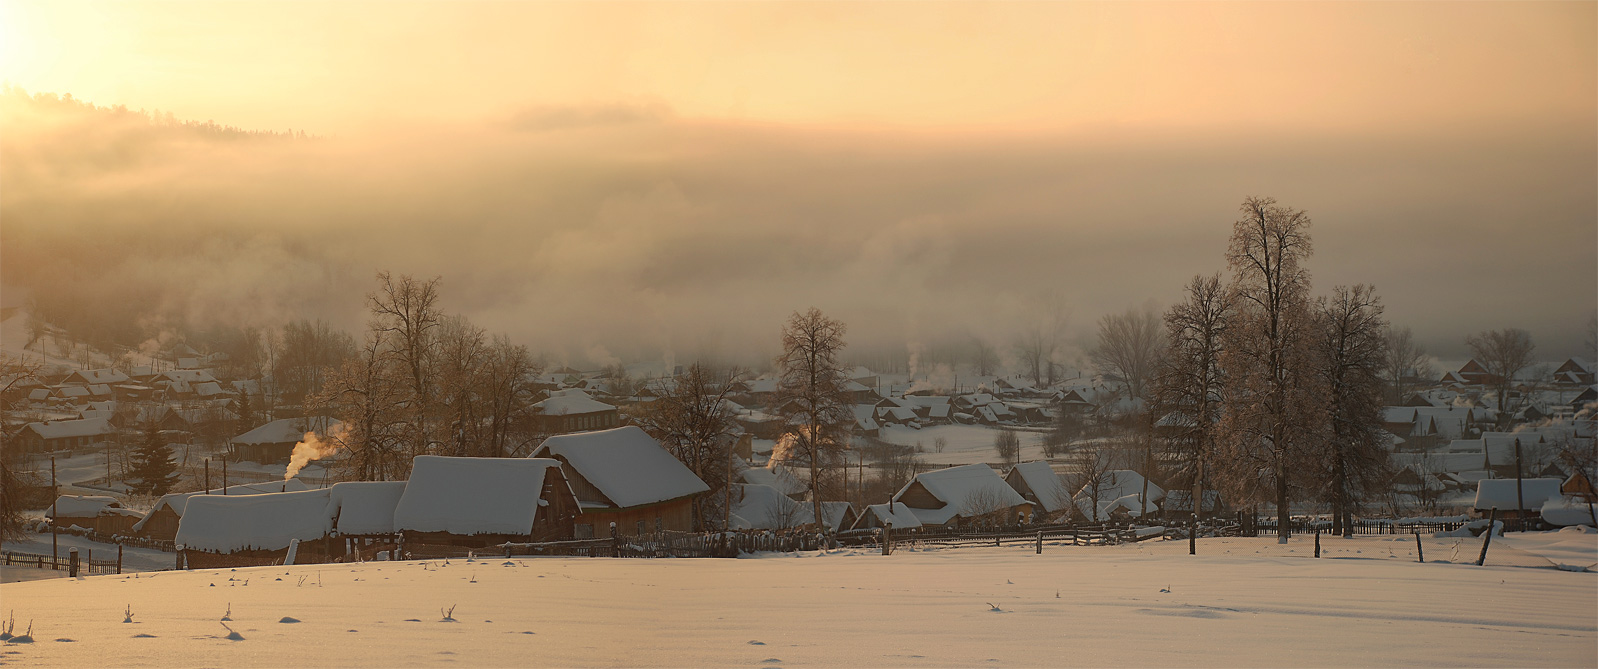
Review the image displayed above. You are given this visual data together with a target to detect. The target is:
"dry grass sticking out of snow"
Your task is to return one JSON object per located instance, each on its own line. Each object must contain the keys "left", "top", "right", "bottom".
{"left": 0, "top": 535, "right": 1594, "bottom": 667}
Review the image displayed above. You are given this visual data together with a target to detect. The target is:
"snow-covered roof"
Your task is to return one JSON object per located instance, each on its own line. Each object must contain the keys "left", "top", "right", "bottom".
{"left": 1473, "top": 478, "right": 1564, "bottom": 511}
{"left": 393, "top": 456, "right": 568, "bottom": 536}
{"left": 1075, "top": 470, "right": 1165, "bottom": 519}
{"left": 534, "top": 426, "right": 709, "bottom": 508}
{"left": 25, "top": 417, "right": 112, "bottom": 440}
{"left": 532, "top": 390, "right": 616, "bottom": 416}
{"left": 232, "top": 417, "right": 341, "bottom": 445}
{"left": 159, "top": 369, "right": 217, "bottom": 384}
{"left": 856, "top": 502, "right": 923, "bottom": 529}
{"left": 1540, "top": 496, "right": 1597, "bottom": 527}
{"left": 894, "top": 464, "right": 1028, "bottom": 525}
{"left": 132, "top": 479, "right": 312, "bottom": 532}
{"left": 326, "top": 481, "right": 408, "bottom": 535}
{"left": 50, "top": 495, "right": 120, "bottom": 518}
{"left": 1007, "top": 461, "right": 1072, "bottom": 513}
{"left": 175, "top": 488, "right": 332, "bottom": 553}
{"left": 67, "top": 368, "right": 130, "bottom": 385}
{"left": 728, "top": 483, "right": 807, "bottom": 530}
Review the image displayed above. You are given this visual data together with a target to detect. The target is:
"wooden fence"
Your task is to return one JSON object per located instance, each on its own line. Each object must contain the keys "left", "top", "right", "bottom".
{"left": 3, "top": 550, "right": 121, "bottom": 575}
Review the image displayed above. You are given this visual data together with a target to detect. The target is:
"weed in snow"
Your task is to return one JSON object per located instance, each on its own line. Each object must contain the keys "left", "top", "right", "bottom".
{"left": 123, "top": 605, "right": 134, "bottom": 623}
{"left": 440, "top": 605, "right": 458, "bottom": 622}
{"left": 221, "top": 604, "right": 232, "bottom": 622}
{"left": 220, "top": 622, "right": 244, "bottom": 641}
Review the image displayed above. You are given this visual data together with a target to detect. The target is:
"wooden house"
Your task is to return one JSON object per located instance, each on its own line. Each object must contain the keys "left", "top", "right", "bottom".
{"left": 1552, "top": 358, "right": 1595, "bottom": 387}
{"left": 325, "top": 481, "right": 408, "bottom": 559}
{"left": 1004, "top": 461, "right": 1073, "bottom": 521}
{"left": 47, "top": 495, "right": 123, "bottom": 530}
{"left": 533, "top": 426, "right": 710, "bottom": 537}
{"left": 891, "top": 464, "right": 1032, "bottom": 529}
{"left": 852, "top": 502, "right": 923, "bottom": 531}
{"left": 1473, "top": 478, "right": 1564, "bottom": 520}
{"left": 15, "top": 417, "right": 114, "bottom": 453}
{"left": 229, "top": 416, "right": 341, "bottom": 464}
{"left": 392, "top": 455, "right": 581, "bottom": 549}
{"left": 531, "top": 390, "right": 620, "bottom": 435}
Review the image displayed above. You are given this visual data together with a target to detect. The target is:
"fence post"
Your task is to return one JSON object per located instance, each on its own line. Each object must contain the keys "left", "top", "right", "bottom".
{"left": 69, "top": 547, "right": 79, "bottom": 577}
{"left": 1414, "top": 532, "right": 1424, "bottom": 563}
{"left": 1036, "top": 530, "right": 1043, "bottom": 555}
{"left": 610, "top": 522, "right": 620, "bottom": 558}
{"left": 1476, "top": 508, "right": 1496, "bottom": 566}
{"left": 117, "top": 545, "right": 123, "bottom": 574}
{"left": 1314, "top": 530, "right": 1321, "bottom": 558}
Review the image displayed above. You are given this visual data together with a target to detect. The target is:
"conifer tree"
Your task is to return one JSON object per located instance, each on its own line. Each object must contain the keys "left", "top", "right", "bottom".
{"left": 129, "top": 422, "right": 180, "bottom": 496}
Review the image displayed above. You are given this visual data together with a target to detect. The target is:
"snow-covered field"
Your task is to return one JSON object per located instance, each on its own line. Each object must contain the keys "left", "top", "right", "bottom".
{"left": 879, "top": 424, "right": 1049, "bottom": 467}
{"left": 2, "top": 533, "right": 1593, "bottom": 667}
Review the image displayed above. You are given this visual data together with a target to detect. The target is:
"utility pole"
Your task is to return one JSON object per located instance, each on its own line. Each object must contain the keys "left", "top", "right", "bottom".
{"left": 51, "top": 456, "right": 58, "bottom": 560}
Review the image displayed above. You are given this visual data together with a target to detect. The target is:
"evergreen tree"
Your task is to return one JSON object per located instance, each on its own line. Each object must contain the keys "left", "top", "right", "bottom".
{"left": 129, "top": 423, "right": 180, "bottom": 496}
{"left": 237, "top": 387, "right": 256, "bottom": 430}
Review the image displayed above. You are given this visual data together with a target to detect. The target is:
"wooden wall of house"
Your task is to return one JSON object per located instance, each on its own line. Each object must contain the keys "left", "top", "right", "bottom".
{"left": 896, "top": 481, "right": 943, "bottom": 509}
{"left": 574, "top": 497, "right": 694, "bottom": 538}
{"left": 138, "top": 506, "right": 182, "bottom": 542}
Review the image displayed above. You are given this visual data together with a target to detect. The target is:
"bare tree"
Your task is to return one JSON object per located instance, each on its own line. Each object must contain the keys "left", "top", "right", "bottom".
{"left": 1014, "top": 306, "right": 1066, "bottom": 387}
{"left": 971, "top": 337, "right": 998, "bottom": 377}
{"left": 274, "top": 319, "right": 356, "bottom": 406}
{"left": 310, "top": 333, "right": 410, "bottom": 481}
{"left": 776, "top": 308, "right": 855, "bottom": 532}
{"left": 1070, "top": 446, "right": 1117, "bottom": 522}
{"left": 1151, "top": 273, "right": 1232, "bottom": 548}
{"left": 1465, "top": 328, "right": 1536, "bottom": 418}
{"left": 368, "top": 271, "right": 444, "bottom": 458}
{"left": 1217, "top": 196, "right": 1317, "bottom": 543}
{"left": 1310, "top": 285, "right": 1393, "bottom": 537}
{"left": 993, "top": 428, "right": 1021, "bottom": 469}
{"left": 1383, "top": 326, "right": 1433, "bottom": 403}
{"left": 1092, "top": 306, "right": 1164, "bottom": 402}
{"left": 0, "top": 356, "right": 44, "bottom": 539}
{"left": 960, "top": 485, "right": 1014, "bottom": 529}
{"left": 435, "top": 315, "right": 489, "bottom": 457}
{"left": 1585, "top": 310, "right": 1597, "bottom": 363}
{"left": 632, "top": 363, "right": 745, "bottom": 531}
{"left": 480, "top": 336, "right": 542, "bottom": 458}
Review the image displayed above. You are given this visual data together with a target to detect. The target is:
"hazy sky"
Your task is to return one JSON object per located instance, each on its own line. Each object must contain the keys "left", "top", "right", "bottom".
{"left": 2, "top": 1, "right": 1594, "bottom": 366}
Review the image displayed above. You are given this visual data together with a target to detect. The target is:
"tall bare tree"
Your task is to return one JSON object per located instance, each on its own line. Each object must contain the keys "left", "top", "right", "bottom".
{"left": 480, "top": 336, "right": 542, "bottom": 458}
{"left": 1152, "top": 273, "right": 1233, "bottom": 552}
{"left": 632, "top": 363, "right": 745, "bottom": 531}
{"left": 1465, "top": 328, "right": 1536, "bottom": 417}
{"left": 1310, "top": 285, "right": 1393, "bottom": 536}
{"left": 274, "top": 319, "right": 356, "bottom": 405}
{"left": 435, "top": 315, "right": 490, "bottom": 456}
{"left": 971, "top": 337, "right": 998, "bottom": 377}
{"left": 1217, "top": 196, "right": 1317, "bottom": 543}
{"left": 368, "top": 271, "right": 443, "bottom": 458}
{"left": 1383, "top": 326, "right": 1433, "bottom": 403}
{"left": 776, "top": 308, "right": 854, "bottom": 531}
{"left": 1092, "top": 306, "right": 1164, "bottom": 402}
{"left": 1014, "top": 306, "right": 1066, "bottom": 386}
{"left": 311, "top": 333, "right": 410, "bottom": 481}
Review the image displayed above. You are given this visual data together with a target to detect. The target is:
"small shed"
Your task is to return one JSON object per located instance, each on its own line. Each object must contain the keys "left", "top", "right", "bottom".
{"left": 48, "top": 495, "right": 121, "bottom": 530}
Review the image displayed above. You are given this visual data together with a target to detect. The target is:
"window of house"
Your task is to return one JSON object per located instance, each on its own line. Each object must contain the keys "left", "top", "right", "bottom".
{"left": 636, "top": 520, "right": 646, "bottom": 535}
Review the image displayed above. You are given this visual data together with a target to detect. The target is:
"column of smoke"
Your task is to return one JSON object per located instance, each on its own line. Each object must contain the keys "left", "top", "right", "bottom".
{"left": 284, "top": 424, "right": 348, "bottom": 480}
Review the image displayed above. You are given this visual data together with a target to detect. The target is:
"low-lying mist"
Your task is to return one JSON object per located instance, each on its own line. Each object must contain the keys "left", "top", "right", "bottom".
{"left": 2, "top": 89, "right": 1594, "bottom": 370}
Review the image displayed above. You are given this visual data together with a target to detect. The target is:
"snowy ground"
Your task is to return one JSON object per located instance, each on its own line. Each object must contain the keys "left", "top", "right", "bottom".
{"left": 1, "top": 533, "right": 1593, "bottom": 667}
{"left": 879, "top": 424, "right": 1049, "bottom": 467}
